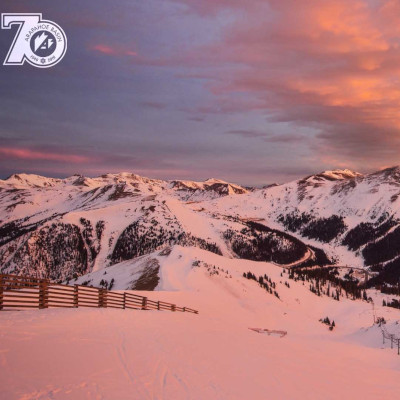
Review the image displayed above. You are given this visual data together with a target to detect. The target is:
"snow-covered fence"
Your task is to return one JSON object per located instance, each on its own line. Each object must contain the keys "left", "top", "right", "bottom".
{"left": 381, "top": 326, "right": 400, "bottom": 355}
{"left": 0, "top": 274, "right": 198, "bottom": 314}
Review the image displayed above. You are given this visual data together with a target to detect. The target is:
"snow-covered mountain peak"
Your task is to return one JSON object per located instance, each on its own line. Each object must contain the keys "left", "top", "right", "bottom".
{"left": 368, "top": 166, "right": 400, "bottom": 182}
{"left": 170, "top": 178, "right": 248, "bottom": 196}
{"left": 107, "top": 172, "right": 164, "bottom": 185}
{"left": 203, "top": 178, "right": 227, "bottom": 184}
{"left": 1, "top": 173, "right": 62, "bottom": 188}
{"left": 308, "top": 169, "right": 363, "bottom": 182}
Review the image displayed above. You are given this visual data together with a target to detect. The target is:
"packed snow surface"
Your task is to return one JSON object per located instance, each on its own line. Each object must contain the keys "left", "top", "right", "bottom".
{"left": 1, "top": 246, "right": 400, "bottom": 400}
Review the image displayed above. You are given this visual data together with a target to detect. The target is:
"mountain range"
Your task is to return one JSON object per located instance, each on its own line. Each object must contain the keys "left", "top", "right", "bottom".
{"left": 2, "top": 167, "right": 400, "bottom": 288}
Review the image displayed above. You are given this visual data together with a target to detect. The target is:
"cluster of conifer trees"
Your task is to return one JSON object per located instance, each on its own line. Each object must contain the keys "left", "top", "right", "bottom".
{"left": 342, "top": 213, "right": 395, "bottom": 251}
{"left": 319, "top": 316, "right": 336, "bottom": 331}
{"left": 382, "top": 298, "right": 400, "bottom": 310}
{"left": 112, "top": 218, "right": 222, "bottom": 264}
{"left": 225, "top": 222, "right": 307, "bottom": 265}
{"left": 288, "top": 267, "right": 369, "bottom": 302}
{"left": 243, "top": 271, "right": 280, "bottom": 299}
{"left": 277, "top": 212, "right": 346, "bottom": 243}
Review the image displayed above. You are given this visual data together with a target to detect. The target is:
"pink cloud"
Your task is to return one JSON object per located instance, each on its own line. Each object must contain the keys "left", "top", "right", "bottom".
{"left": 92, "top": 44, "right": 115, "bottom": 55}
{"left": 166, "top": 0, "right": 400, "bottom": 170}
{"left": 0, "top": 147, "right": 91, "bottom": 164}
{"left": 91, "top": 44, "right": 137, "bottom": 57}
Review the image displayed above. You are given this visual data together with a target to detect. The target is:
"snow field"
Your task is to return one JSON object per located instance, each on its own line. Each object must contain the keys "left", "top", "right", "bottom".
{"left": 1, "top": 246, "right": 400, "bottom": 400}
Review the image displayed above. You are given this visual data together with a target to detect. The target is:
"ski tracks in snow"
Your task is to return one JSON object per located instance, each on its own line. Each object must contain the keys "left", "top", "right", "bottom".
{"left": 115, "top": 331, "right": 152, "bottom": 399}
{"left": 114, "top": 330, "right": 190, "bottom": 400}
{"left": 152, "top": 359, "right": 190, "bottom": 400}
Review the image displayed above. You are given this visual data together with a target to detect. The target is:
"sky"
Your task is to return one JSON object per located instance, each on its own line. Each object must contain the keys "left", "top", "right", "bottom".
{"left": 1, "top": 0, "right": 400, "bottom": 185}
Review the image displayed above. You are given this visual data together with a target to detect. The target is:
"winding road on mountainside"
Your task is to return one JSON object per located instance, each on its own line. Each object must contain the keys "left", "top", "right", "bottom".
{"left": 275, "top": 247, "right": 315, "bottom": 269}
{"left": 275, "top": 249, "right": 373, "bottom": 285}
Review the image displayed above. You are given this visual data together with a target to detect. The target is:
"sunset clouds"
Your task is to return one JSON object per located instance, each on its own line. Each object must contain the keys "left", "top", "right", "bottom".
{"left": 1, "top": 0, "right": 400, "bottom": 184}
{"left": 0, "top": 147, "right": 91, "bottom": 163}
{"left": 171, "top": 0, "right": 400, "bottom": 165}
{"left": 91, "top": 44, "right": 137, "bottom": 57}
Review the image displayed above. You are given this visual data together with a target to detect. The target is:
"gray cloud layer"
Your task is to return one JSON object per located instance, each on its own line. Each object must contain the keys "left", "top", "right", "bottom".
{"left": 1, "top": 0, "right": 399, "bottom": 185}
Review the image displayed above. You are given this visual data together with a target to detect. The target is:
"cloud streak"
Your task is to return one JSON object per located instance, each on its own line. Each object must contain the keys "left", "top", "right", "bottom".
{"left": 0, "top": 147, "right": 92, "bottom": 163}
{"left": 91, "top": 44, "right": 137, "bottom": 57}
{"left": 225, "top": 130, "right": 305, "bottom": 143}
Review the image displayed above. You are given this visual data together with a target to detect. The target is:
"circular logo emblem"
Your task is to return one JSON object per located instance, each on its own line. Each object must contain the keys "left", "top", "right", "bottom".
{"left": 26, "top": 21, "right": 67, "bottom": 68}
{"left": 30, "top": 30, "right": 57, "bottom": 58}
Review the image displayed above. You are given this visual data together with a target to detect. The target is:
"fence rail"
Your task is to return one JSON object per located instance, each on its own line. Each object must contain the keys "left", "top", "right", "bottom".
{"left": 0, "top": 274, "right": 198, "bottom": 314}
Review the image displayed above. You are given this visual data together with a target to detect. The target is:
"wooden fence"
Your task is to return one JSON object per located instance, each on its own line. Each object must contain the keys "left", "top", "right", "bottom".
{"left": 0, "top": 274, "right": 198, "bottom": 314}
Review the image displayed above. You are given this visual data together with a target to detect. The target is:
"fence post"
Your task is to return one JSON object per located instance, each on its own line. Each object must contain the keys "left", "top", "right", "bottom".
{"left": 123, "top": 292, "right": 126, "bottom": 309}
{"left": 102, "top": 289, "right": 108, "bottom": 308}
{"left": 39, "top": 279, "right": 49, "bottom": 309}
{"left": 172, "top": 304, "right": 176, "bottom": 312}
{"left": 141, "top": 297, "right": 147, "bottom": 310}
{"left": 98, "top": 289, "right": 103, "bottom": 308}
{"left": 391, "top": 335, "right": 394, "bottom": 349}
{"left": 183, "top": 307, "right": 186, "bottom": 312}
{"left": 157, "top": 301, "right": 160, "bottom": 310}
{"left": 0, "top": 275, "right": 3, "bottom": 311}
{"left": 74, "top": 285, "right": 79, "bottom": 308}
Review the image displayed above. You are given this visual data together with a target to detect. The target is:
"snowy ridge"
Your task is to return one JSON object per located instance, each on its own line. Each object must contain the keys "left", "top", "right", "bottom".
{"left": 2, "top": 167, "right": 400, "bottom": 285}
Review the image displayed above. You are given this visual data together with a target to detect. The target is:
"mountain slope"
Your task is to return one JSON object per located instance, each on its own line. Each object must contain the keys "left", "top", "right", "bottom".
{"left": 3, "top": 167, "right": 400, "bottom": 285}
{"left": 208, "top": 167, "right": 400, "bottom": 283}
{"left": 0, "top": 172, "right": 316, "bottom": 281}
{"left": 1, "top": 245, "right": 400, "bottom": 399}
